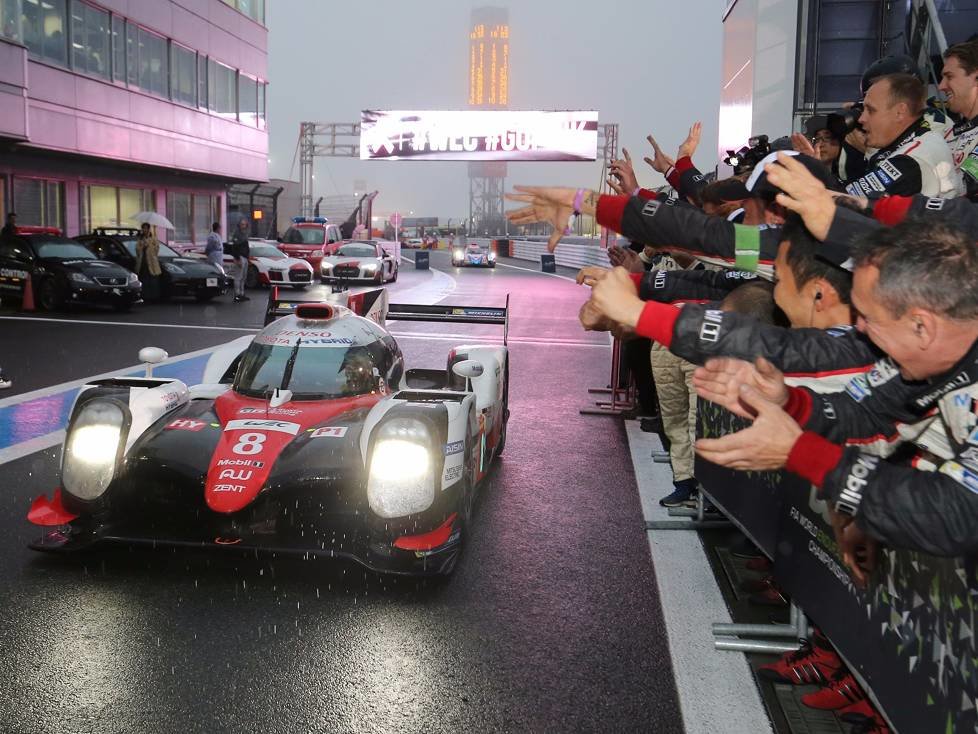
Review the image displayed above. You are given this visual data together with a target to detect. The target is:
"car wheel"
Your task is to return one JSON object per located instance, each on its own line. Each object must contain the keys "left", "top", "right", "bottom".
{"left": 37, "top": 278, "right": 65, "bottom": 311}
{"left": 245, "top": 264, "right": 259, "bottom": 289}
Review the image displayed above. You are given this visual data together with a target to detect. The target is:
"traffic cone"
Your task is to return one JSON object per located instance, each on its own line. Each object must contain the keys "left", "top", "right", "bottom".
{"left": 21, "top": 276, "right": 35, "bottom": 312}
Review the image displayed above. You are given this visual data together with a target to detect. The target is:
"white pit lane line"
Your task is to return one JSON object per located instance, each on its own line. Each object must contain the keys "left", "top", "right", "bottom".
{"left": 625, "top": 420, "right": 772, "bottom": 734}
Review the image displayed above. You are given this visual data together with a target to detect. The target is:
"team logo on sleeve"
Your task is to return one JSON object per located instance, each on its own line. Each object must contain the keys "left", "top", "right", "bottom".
{"left": 879, "top": 160, "right": 903, "bottom": 181}
{"left": 642, "top": 200, "right": 661, "bottom": 217}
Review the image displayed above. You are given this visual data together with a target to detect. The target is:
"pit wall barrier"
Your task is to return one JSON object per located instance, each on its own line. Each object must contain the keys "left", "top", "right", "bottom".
{"left": 697, "top": 399, "right": 976, "bottom": 733}
{"left": 469, "top": 238, "right": 614, "bottom": 270}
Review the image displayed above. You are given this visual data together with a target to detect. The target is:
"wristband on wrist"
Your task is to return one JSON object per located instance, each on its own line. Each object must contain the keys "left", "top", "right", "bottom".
{"left": 630, "top": 187, "right": 641, "bottom": 197}
{"left": 572, "top": 188, "right": 586, "bottom": 215}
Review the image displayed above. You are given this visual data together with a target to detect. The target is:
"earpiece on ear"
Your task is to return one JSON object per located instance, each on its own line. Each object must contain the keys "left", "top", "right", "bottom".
{"left": 814, "top": 291, "right": 823, "bottom": 301}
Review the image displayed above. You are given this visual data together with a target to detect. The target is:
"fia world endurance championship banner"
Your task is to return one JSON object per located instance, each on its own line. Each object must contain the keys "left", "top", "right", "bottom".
{"left": 697, "top": 400, "right": 978, "bottom": 733}
{"left": 359, "top": 110, "right": 599, "bottom": 161}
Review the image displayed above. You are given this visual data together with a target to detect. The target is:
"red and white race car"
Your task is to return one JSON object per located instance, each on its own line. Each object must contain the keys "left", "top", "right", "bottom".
{"left": 320, "top": 240, "right": 399, "bottom": 284}
{"left": 224, "top": 241, "right": 314, "bottom": 289}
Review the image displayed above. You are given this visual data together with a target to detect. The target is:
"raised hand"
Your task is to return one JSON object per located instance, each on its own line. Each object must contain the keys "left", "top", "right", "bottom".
{"left": 607, "top": 245, "right": 644, "bottom": 273}
{"left": 576, "top": 265, "right": 611, "bottom": 286}
{"left": 693, "top": 384, "right": 801, "bottom": 471}
{"left": 692, "top": 356, "right": 789, "bottom": 420}
{"left": 790, "top": 132, "right": 816, "bottom": 157}
{"left": 609, "top": 148, "right": 639, "bottom": 192}
{"left": 588, "top": 266, "right": 644, "bottom": 327}
{"left": 506, "top": 186, "right": 580, "bottom": 252}
{"left": 677, "top": 122, "right": 702, "bottom": 160}
{"left": 644, "top": 134, "right": 676, "bottom": 176}
{"left": 764, "top": 152, "right": 835, "bottom": 240}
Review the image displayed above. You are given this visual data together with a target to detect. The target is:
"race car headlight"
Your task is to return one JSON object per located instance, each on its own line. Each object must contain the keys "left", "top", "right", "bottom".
{"left": 453, "top": 249, "right": 464, "bottom": 259}
{"left": 488, "top": 250, "right": 496, "bottom": 260}
{"left": 69, "top": 272, "right": 94, "bottom": 284}
{"left": 162, "top": 262, "right": 186, "bottom": 275}
{"left": 62, "top": 400, "right": 127, "bottom": 501}
{"left": 367, "top": 419, "right": 435, "bottom": 518}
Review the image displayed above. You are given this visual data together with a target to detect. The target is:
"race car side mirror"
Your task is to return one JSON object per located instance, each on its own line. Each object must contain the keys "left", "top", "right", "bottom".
{"left": 452, "top": 360, "right": 483, "bottom": 391}
{"left": 138, "top": 347, "right": 168, "bottom": 377}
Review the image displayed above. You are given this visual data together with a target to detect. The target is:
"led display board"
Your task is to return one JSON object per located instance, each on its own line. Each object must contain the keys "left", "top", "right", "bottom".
{"left": 360, "top": 110, "right": 599, "bottom": 161}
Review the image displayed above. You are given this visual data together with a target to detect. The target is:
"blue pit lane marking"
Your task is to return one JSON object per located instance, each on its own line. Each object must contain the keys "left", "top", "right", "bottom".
{"left": 0, "top": 355, "right": 210, "bottom": 452}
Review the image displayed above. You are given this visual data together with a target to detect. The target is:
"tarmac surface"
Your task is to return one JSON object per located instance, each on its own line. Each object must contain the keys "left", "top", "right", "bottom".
{"left": 0, "top": 250, "right": 684, "bottom": 733}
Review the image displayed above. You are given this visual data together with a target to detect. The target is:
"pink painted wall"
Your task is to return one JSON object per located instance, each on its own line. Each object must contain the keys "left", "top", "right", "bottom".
{"left": 13, "top": 0, "right": 268, "bottom": 183}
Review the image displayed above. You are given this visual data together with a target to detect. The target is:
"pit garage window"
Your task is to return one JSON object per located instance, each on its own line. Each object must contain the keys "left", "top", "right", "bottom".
{"left": 80, "top": 185, "right": 155, "bottom": 232}
{"left": 193, "top": 194, "right": 220, "bottom": 244}
{"left": 70, "top": 1, "right": 110, "bottom": 80}
{"left": 22, "top": 0, "right": 68, "bottom": 67}
{"left": 13, "top": 177, "right": 64, "bottom": 231}
{"left": 166, "top": 192, "right": 192, "bottom": 243}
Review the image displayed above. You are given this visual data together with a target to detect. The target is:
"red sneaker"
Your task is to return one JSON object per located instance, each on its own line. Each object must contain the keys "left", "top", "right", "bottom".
{"left": 838, "top": 700, "right": 890, "bottom": 733}
{"left": 801, "top": 671, "right": 866, "bottom": 710}
{"left": 757, "top": 639, "right": 842, "bottom": 684}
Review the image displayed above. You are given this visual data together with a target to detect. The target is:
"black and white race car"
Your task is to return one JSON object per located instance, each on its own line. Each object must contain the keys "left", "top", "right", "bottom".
{"left": 28, "top": 289, "right": 510, "bottom": 577}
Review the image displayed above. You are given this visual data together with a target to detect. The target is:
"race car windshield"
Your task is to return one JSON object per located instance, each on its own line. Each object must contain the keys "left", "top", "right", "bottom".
{"left": 284, "top": 227, "right": 325, "bottom": 245}
{"left": 122, "top": 241, "right": 180, "bottom": 258}
{"left": 234, "top": 341, "right": 384, "bottom": 399}
{"left": 335, "top": 245, "right": 377, "bottom": 258}
{"left": 33, "top": 239, "right": 97, "bottom": 260}
{"left": 250, "top": 245, "right": 286, "bottom": 258}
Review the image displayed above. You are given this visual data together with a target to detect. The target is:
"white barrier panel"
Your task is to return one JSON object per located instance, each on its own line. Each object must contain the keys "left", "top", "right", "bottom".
{"left": 509, "top": 240, "right": 611, "bottom": 269}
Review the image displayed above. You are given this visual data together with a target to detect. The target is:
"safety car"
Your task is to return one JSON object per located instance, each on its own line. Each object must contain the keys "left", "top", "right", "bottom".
{"left": 224, "top": 241, "right": 314, "bottom": 289}
{"left": 320, "top": 241, "right": 398, "bottom": 284}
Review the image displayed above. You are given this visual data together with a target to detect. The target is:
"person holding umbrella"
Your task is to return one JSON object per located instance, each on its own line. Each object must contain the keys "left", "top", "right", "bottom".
{"left": 134, "top": 222, "right": 162, "bottom": 301}
{"left": 231, "top": 218, "right": 251, "bottom": 302}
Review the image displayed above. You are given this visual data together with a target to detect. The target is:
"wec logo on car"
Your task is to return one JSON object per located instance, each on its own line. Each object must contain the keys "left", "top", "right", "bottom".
{"left": 225, "top": 419, "right": 300, "bottom": 435}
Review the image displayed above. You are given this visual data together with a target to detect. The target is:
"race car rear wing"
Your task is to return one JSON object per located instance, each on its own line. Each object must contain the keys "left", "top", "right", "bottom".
{"left": 388, "top": 294, "right": 509, "bottom": 346}
{"left": 264, "top": 284, "right": 388, "bottom": 326}
{"left": 265, "top": 285, "right": 509, "bottom": 345}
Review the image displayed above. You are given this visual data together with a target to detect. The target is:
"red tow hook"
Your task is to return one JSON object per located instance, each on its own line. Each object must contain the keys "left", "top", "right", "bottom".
{"left": 393, "top": 513, "right": 458, "bottom": 551}
{"left": 27, "top": 488, "right": 79, "bottom": 526}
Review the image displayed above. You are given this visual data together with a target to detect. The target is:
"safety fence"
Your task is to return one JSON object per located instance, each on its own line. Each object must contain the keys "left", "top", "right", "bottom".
{"left": 697, "top": 400, "right": 976, "bottom": 733}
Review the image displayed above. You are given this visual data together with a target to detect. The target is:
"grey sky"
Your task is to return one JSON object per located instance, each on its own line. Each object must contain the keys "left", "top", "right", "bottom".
{"left": 266, "top": 1, "right": 722, "bottom": 221}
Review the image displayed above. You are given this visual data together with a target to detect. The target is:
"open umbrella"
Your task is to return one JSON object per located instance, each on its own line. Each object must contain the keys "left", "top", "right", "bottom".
{"left": 130, "top": 211, "right": 175, "bottom": 230}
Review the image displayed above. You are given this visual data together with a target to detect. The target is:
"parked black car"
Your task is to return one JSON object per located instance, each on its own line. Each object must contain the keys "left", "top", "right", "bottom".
{"left": 0, "top": 227, "right": 141, "bottom": 311}
{"left": 76, "top": 228, "right": 231, "bottom": 302}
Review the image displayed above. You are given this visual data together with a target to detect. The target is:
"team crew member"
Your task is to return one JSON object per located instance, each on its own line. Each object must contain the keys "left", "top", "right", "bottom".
{"left": 231, "top": 218, "right": 251, "bottom": 303}
{"left": 580, "top": 216, "right": 877, "bottom": 394}
{"left": 940, "top": 41, "right": 978, "bottom": 199}
{"left": 844, "top": 73, "right": 963, "bottom": 199}
{"left": 691, "top": 220, "right": 978, "bottom": 562}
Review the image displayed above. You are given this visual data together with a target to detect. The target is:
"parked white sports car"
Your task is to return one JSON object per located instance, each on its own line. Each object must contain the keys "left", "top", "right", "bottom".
{"left": 223, "top": 241, "right": 314, "bottom": 289}
{"left": 320, "top": 241, "right": 398, "bottom": 284}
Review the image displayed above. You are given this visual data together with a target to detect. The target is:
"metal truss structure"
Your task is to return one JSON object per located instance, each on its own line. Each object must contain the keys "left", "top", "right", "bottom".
{"left": 298, "top": 122, "right": 360, "bottom": 217}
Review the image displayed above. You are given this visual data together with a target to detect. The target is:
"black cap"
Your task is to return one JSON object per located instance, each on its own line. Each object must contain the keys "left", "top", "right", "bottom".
{"left": 710, "top": 177, "right": 750, "bottom": 202}
{"left": 746, "top": 151, "right": 840, "bottom": 200}
{"left": 804, "top": 115, "right": 832, "bottom": 139}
